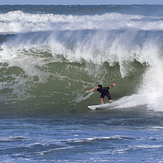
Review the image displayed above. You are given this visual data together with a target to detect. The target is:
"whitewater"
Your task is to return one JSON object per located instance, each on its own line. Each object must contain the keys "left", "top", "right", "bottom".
{"left": 0, "top": 5, "right": 163, "bottom": 163}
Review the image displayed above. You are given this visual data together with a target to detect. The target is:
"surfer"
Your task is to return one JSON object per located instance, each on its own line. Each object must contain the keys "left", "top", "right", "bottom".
{"left": 86, "top": 83, "right": 116, "bottom": 104}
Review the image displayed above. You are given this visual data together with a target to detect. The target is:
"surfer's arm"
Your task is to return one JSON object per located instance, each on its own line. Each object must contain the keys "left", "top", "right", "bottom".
{"left": 86, "top": 88, "right": 97, "bottom": 93}
{"left": 109, "top": 83, "right": 115, "bottom": 89}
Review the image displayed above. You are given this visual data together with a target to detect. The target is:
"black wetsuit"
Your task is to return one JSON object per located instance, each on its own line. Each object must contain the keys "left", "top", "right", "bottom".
{"left": 97, "top": 87, "right": 112, "bottom": 100}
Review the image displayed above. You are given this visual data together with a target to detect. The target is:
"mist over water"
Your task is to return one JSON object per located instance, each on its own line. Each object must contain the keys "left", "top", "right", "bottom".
{"left": 0, "top": 5, "right": 163, "bottom": 114}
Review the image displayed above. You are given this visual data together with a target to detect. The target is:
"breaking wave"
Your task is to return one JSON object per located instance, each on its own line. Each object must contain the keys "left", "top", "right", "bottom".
{"left": 0, "top": 5, "right": 163, "bottom": 114}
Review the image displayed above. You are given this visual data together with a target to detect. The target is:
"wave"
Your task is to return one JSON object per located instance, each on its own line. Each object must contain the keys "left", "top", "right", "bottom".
{"left": 0, "top": 6, "right": 163, "bottom": 114}
{"left": 0, "top": 30, "right": 163, "bottom": 113}
{"left": 1, "top": 10, "right": 163, "bottom": 33}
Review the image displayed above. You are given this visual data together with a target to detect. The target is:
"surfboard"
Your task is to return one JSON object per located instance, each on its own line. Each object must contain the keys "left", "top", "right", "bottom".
{"left": 88, "top": 102, "right": 118, "bottom": 110}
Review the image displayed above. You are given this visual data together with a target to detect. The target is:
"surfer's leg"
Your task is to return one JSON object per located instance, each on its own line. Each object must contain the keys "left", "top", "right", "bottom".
{"left": 100, "top": 94, "right": 105, "bottom": 104}
{"left": 101, "top": 98, "right": 104, "bottom": 104}
{"left": 106, "top": 93, "right": 114, "bottom": 102}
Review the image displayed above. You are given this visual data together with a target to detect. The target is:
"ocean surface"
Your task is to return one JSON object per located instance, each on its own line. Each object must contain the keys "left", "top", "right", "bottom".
{"left": 0, "top": 5, "right": 163, "bottom": 162}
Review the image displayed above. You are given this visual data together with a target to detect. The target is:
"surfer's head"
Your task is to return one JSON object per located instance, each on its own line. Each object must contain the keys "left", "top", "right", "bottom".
{"left": 98, "top": 85, "right": 102, "bottom": 88}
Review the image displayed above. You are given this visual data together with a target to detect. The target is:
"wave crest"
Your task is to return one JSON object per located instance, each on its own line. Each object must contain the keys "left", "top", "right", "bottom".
{"left": 1, "top": 10, "right": 163, "bottom": 33}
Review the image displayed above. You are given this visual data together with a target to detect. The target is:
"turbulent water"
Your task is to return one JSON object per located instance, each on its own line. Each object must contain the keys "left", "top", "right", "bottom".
{"left": 0, "top": 5, "right": 163, "bottom": 162}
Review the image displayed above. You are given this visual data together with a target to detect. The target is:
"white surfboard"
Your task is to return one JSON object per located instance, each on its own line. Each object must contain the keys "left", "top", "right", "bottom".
{"left": 88, "top": 101, "right": 118, "bottom": 110}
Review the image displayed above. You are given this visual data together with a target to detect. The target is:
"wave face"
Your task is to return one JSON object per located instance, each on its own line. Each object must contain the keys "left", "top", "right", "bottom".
{"left": 0, "top": 5, "right": 163, "bottom": 115}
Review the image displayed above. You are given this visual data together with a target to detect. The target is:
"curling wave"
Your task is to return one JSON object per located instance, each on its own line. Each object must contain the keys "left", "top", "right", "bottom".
{"left": 0, "top": 5, "right": 163, "bottom": 114}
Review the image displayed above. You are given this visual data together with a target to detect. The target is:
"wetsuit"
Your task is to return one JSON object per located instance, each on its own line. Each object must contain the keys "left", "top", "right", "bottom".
{"left": 97, "top": 87, "right": 112, "bottom": 100}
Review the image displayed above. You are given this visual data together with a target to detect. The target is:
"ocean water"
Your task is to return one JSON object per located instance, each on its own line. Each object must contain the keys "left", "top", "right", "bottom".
{"left": 0, "top": 5, "right": 163, "bottom": 162}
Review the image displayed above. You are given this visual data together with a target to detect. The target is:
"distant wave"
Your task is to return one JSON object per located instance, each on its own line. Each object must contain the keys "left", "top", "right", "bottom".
{"left": 1, "top": 11, "right": 163, "bottom": 33}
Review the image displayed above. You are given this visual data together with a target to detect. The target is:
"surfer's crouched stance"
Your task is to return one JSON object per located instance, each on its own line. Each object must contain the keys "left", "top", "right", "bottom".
{"left": 86, "top": 83, "right": 116, "bottom": 104}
